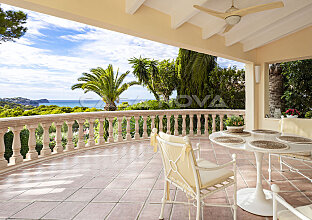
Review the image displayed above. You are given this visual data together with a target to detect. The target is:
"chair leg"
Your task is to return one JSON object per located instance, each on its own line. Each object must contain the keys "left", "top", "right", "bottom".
{"left": 279, "top": 156, "right": 283, "bottom": 171}
{"left": 196, "top": 195, "right": 201, "bottom": 220}
{"left": 268, "top": 154, "right": 272, "bottom": 182}
{"left": 159, "top": 181, "right": 168, "bottom": 220}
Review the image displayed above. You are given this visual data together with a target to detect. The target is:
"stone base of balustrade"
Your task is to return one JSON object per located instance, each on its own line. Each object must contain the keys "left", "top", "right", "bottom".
{"left": 9, "top": 155, "right": 23, "bottom": 165}
{"left": 26, "top": 152, "right": 38, "bottom": 160}
{"left": 41, "top": 149, "right": 52, "bottom": 157}
{"left": 0, "top": 159, "right": 8, "bottom": 168}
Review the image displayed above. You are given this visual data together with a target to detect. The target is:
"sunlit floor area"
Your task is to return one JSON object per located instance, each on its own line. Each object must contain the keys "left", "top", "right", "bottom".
{"left": 0, "top": 139, "right": 311, "bottom": 220}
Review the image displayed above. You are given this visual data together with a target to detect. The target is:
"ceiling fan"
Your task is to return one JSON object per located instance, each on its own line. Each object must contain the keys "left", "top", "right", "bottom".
{"left": 194, "top": 0, "right": 284, "bottom": 33}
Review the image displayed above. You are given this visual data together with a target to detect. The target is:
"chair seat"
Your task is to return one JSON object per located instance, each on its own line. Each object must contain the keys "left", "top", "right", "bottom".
{"left": 278, "top": 204, "right": 312, "bottom": 220}
{"left": 197, "top": 159, "right": 234, "bottom": 189}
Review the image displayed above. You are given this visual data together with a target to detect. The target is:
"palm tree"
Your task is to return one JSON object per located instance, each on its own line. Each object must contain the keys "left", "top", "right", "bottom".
{"left": 129, "top": 57, "right": 160, "bottom": 100}
{"left": 269, "top": 63, "right": 284, "bottom": 117}
{"left": 72, "top": 64, "right": 138, "bottom": 111}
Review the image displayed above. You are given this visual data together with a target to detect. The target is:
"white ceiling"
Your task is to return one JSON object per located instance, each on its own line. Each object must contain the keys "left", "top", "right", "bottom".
{"left": 126, "top": 0, "right": 312, "bottom": 51}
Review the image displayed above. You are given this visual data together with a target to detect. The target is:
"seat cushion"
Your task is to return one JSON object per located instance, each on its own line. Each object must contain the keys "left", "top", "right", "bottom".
{"left": 197, "top": 159, "right": 234, "bottom": 189}
{"left": 278, "top": 204, "right": 312, "bottom": 220}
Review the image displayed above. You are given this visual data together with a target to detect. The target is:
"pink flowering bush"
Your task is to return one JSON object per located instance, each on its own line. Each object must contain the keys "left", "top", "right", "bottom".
{"left": 285, "top": 109, "right": 300, "bottom": 116}
{"left": 225, "top": 115, "right": 244, "bottom": 127}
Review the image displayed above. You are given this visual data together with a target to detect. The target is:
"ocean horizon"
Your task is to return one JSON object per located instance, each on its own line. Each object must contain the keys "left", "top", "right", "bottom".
{"left": 39, "top": 99, "right": 150, "bottom": 108}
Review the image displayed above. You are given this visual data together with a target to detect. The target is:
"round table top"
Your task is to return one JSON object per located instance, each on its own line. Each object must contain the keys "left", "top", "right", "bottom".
{"left": 209, "top": 131, "right": 312, "bottom": 154}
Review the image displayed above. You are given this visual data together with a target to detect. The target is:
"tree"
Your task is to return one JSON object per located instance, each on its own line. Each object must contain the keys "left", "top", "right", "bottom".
{"left": 281, "top": 59, "right": 312, "bottom": 115}
{"left": 268, "top": 63, "right": 284, "bottom": 117}
{"left": 155, "top": 59, "right": 178, "bottom": 102}
{"left": 209, "top": 66, "right": 245, "bottom": 109}
{"left": 129, "top": 57, "right": 160, "bottom": 100}
{"left": 0, "top": 6, "right": 27, "bottom": 42}
{"left": 176, "top": 48, "right": 217, "bottom": 108}
{"left": 72, "top": 64, "right": 138, "bottom": 111}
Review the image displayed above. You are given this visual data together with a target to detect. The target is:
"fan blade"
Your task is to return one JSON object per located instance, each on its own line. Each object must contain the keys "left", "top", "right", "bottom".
{"left": 223, "top": 24, "right": 234, "bottom": 33}
{"left": 193, "top": 5, "right": 226, "bottom": 19}
{"left": 226, "top": 1, "right": 284, "bottom": 17}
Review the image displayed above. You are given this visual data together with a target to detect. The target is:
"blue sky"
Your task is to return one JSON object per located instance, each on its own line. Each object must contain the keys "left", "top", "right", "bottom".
{"left": 0, "top": 4, "right": 244, "bottom": 100}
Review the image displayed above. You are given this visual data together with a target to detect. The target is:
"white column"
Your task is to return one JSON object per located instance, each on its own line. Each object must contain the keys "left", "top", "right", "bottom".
{"left": 166, "top": 115, "right": 170, "bottom": 134}
{"left": 134, "top": 116, "right": 140, "bottom": 139}
{"left": 98, "top": 119, "right": 105, "bottom": 145}
{"left": 77, "top": 120, "right": 85, "bottom": 149}
{"left": 142, "top": 116, "right": 148, "bottom": 138}
{"left": 190, "top": 115, "right": 194, "bottom": 136}
{"left": 0, "top": 129, "right": 8, "bottom": 168}
{"left": 220, "top": 114, "right": 224, "bottom": 131}
{"left": 40, "top": 123, "right": 51, "bottom": 156}
{"left": 159, "top": 115, "right": 163, "bottom": 133}
{"left": 65, "top": 121, "right": 75, "bottom": 151}
{"left": 87, "top": 119, "right": 95, "bottom": 147}
{"left": 53, "top": 122, "right": 63, "bottom": 153}
{"left": 205, "top": 115, "right": 209, "bottom": 136}
{"left": 182, "top": 115, "right": 186, "bottom": 136}
{"left": 174, "top": 115, "right": 179, "bottom": 136}
{"left": 245, "top": 63, "right": 256, "bottom": 130}
{"left": 10, "top": 126, "right": 24, "bottom": 164}
{"left": 197, "top": 114, "right": 201, "bottom": 136}
{"left": 117, "top": 117, "right": 123, "bottom": 142}
{"left": 126, "top": 117, "right": 132, "bottom": 141}
{"left": 26, "top": 124, "right": 38, "bottom": 160}
{"left": 108, "top": 117, "right": 115, "bottom": 143}
{"left": 212, "top": 114, "right": 216, "bottom": 133}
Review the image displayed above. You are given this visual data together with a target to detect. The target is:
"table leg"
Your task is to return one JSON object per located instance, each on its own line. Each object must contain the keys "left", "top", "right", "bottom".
{"left": 237, "top": 152, "right": 277, "bottom": 216}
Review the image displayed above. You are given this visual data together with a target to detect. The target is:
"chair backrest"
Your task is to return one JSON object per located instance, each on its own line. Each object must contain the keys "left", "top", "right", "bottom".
{"left": 280, "top": 118, "right": 312, "bottom": 139}
{"left": 156, "top": 131, "right": 201, "bottom": 196}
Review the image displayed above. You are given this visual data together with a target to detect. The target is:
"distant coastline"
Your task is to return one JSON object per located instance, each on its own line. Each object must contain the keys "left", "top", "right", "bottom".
{"left": 39, "top": 99, "right": 149, "bottom": 108}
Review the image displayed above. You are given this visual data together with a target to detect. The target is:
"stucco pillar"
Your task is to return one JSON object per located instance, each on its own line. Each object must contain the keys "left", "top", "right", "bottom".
{"left": 245, "top": 63, "right": 257, "bottom": 130}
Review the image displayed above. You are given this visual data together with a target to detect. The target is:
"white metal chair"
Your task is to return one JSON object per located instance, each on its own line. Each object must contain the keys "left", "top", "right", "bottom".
{"left": 272, "top": 184, "right": 312, "bottom": 220}
{"left": 150, "top": 128, "right": 237, "bottom": 220}
{"left": 268, "top": 118, "right": 312, "bottom": 183}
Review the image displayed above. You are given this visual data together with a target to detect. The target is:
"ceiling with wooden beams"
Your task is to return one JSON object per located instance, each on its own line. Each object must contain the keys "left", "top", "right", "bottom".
{"left": 126, "top": 0, "right": 312, "bottom": 52}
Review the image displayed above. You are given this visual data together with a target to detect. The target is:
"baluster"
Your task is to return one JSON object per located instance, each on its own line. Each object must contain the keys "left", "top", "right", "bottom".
{"left": 197, "top": 114, "right": 201, "bottom": 136}
{"left": 150, "top": 116, "right": 155, "bottom": 130}
{"left": 220, "top": 115, "right": 224, "bottom": 131}
{"left": 159, "top": 115, "right": 163, "bottom": 133}
{"left": 212, "top": 114, "right": 216, "bottom": 133}
{"left": 87, "top": 119, "right": 95, "bottom": 147}
{"left": 125, "top": 117, "right": 132, "bottom": 141}
{"left": 108, "top": 117, "right": 114, "bottom": 143}
{"left": 26, "top": 124, "right": 38, "bottom": 160}
{"left": 174, "top": 115, "right": 179, "bottom": 136}
{"left": 117, "top": 117, "right": 123, "bottom": 142}
{"left": 142, "top": 116, "right": 148, "bottom": 138}
{"left": 77, "top": 120, "right": 85, "bottom": 149}
{"left": 182, "top": 115, "right": 186, "bottom": 136}
{"left": 190, "top": 114, "right": 194, "bottom": 136}
{"left": 166, "top": 115, "right": 170, "bottom": 134}
{"left": 54, "top": 122, "right": 63, "bottom": 153}
{"left": 98, "top": 119, "right": 105, "bottom": 145}
{"left": 205, "top": 115, "right": 209, "bottom": 136}
{"left": 41, "top": 123, "right": 52, "bottom": 156}
{"left": 65, "top": 121, "right": 75, "bottom": 151}
{"left": 0, "top": 129, "right": 8, "bottom": 168}
{"left": 134, "top": 116, "right": 140, "bottom": 139}
{"left": 9, "top": 126, "right": 24, "bottom": 165}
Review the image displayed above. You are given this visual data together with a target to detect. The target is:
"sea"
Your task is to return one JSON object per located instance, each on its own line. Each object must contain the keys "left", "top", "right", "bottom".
{"left": 39, "top": 99, "right": 149, "bottom": 108}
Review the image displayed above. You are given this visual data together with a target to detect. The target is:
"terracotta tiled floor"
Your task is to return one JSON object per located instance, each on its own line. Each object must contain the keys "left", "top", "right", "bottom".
{"left": 0, "top": 139, "right": 311, "bottom": 220}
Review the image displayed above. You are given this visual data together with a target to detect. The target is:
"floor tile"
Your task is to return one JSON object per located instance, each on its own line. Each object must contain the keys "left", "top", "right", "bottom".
{"left": 11, "top": 201, "right": 60, "bottom": 219}
{"left": 73, "top": 203, "right": 115, "bottom": 220}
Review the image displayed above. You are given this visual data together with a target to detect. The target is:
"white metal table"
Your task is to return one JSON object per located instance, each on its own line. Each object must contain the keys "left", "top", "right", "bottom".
{"left": 209, "top": 131, "right": 312, "bottom": 217}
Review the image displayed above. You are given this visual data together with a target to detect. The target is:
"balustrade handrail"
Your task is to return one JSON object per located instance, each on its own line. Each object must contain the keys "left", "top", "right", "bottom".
{"left": 0, "top": 108, "right": 245, "bottom": 173}
{"left": 0, "top": 109, "right": 245, "bottom": 128}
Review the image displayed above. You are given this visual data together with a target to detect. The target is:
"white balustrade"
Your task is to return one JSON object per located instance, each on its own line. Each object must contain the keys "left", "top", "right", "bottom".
{"left": 65, "top": 121, "right": 75, "bottom": 151}
{"left": 0, "top": 109, "right": 245, "bottom": 172}
{"left": 26, "top": 124, "right": 38, "bottom": 160}
{"left": 0, "top": 129, "right": 8, "bottom": 168}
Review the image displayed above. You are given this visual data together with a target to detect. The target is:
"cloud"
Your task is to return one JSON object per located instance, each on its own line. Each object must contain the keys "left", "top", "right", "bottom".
{"left": 0, "top": 3, "right": 244, "bottom": 101}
